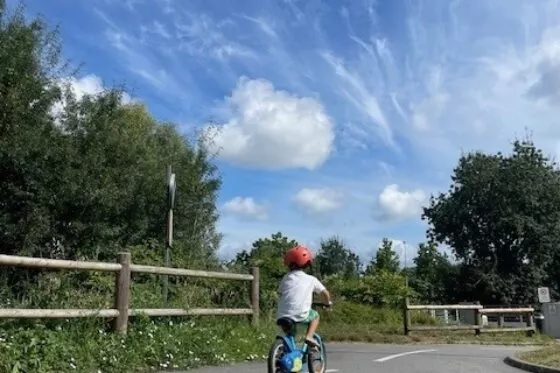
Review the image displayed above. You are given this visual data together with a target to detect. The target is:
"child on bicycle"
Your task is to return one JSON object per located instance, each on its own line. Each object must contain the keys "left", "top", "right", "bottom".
{"left": 276, "top": 244, "right": 333, "bottom": 350}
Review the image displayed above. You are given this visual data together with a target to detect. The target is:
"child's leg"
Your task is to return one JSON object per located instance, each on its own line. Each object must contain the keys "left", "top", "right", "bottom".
{"left": 304, "top": 309, "right": 320, "bottom": 347}
{"left": 305, "top": 316, "right": 320, "bottom": 340}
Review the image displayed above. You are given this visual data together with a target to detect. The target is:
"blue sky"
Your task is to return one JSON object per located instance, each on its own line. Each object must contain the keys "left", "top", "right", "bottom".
{"left": 13, "top": 0, "right": 560, "bottom": 265}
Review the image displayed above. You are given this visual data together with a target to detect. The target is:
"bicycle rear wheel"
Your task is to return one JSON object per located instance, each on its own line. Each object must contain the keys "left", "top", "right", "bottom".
{"left": 267, "top": 338, "right": 285, "bottom": 373}
{"left": 307, "top": 335, "right": 327, "bottom": 373}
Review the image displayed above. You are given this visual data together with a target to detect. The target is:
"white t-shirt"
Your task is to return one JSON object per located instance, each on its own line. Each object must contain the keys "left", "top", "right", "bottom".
{"left": 276, "top": 270, "right": 326, "bottom": 322}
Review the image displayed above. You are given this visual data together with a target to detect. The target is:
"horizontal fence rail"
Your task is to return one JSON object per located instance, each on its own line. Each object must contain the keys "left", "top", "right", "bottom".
{"left": 0, "top": 254, "right": 254, "bottom": 280}
{"left": 0, "top": 308, "right": 255, "bottom": 318}
{"left": 407, "top": 304, "right": 484, "bottom": 310}
{"left": 0, "top": 254, "right": 122, "bottom": 272}
{"left": 404, "top": 302, "right": 535, "bottom": 337}
{"left": 0, "top": 252, "right": 260, "bottom": 334}
{"left": 129, "top": 264, "right": 254, "bottom": 280}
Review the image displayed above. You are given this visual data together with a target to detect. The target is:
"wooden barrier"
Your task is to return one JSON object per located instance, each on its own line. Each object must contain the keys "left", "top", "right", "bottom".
{"left": 0, "top": 252, "right": 259, "bottom": 334}
{"left": 478, "top": 308, "right": 535, "bottom": 336}
{"left": 404, "top": 302, "right": 536, "bottom": 336}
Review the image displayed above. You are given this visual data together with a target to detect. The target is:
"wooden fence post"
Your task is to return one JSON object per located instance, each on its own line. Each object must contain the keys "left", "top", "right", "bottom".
{"left": 526, "top": 311, "right": 535, "bottom": 337}
{"left": 250, "top": 267, "right": 260, "bottom": 326}
{"left": 403, "top": 297, "right": 410, "bottom": 336}
{"left": 498, "top": 314, "right": 504, "bottom": 328}
{"left": 474, "top": 308, "right": 481, "bottom": 336}
{"left": 113, "top": 252, "right": 131, "bottom": 334}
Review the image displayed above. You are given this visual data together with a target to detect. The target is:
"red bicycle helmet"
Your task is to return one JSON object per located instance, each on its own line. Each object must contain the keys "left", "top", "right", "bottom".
{"left": 284, "top": 245, "right": 313, "bottom": 268}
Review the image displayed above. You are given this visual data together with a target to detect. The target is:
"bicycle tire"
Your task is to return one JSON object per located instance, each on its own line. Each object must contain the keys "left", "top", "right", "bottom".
{"left": 307, "top": 334, "right": 327, "bottom": 373}
{"left": 267, "top": 338, "right": 285, "bottom": 373}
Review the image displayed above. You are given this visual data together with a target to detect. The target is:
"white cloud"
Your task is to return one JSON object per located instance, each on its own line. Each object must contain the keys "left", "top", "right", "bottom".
{"left": 377, "top": 184, "right": 427, "bottom": 221}
{"left": 174, "top": 14, "right": 256, "bottom": 60}
{"left": 293, "top": 187, "right": 343, "bottom": 214}
{"left": 222, "top": 196, "right": 268, "bottom": 221}
{"left": 50, "top": 74, "right": 133, "bottom": 119}
{"left": 320, "top": 50, "right": 395, "bottom": 149}
{"left": 204, "top": 77, "right": 335, "bottom": 170}
{"left": 238, "top": 14, "right": 278, "bottom": 39}
{"left": 97, "top": 9, "right": 197, "bottom": 100}
{"left": 397, "top": 2, "right": 560, "bottom": 172}
{"left": 66, "top": 75, "right": 105, "bottom": 98}
{"left": 65, "top": 74, "right": 132, "bottom": 103}
{"left": 307, "top": 0, "right": 560, "bottom": 180}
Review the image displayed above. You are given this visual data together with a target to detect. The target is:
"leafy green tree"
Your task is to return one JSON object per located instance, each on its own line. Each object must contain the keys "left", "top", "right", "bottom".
{"left": 411, "top": 242, "right": 457, "bottom": 303}
{"left": 0, "top": 0, "right": 222, "bottom": 268}
{"left": 0, "top": 1, "right": 68, "bottom": 258}
{"left": 232, "top": 232, "right": 298, "bottom": 312}
{"left": 365, "top": 238, "right": 400, "bottom": 275}
{"left": 52, "top": 91, "right": 222, "bottom": 264}
{"left": 315, "top": 235, "right": 361, "bottom": 278}
{"left": 422, "top": 139, "right": 560, "bottom": 304}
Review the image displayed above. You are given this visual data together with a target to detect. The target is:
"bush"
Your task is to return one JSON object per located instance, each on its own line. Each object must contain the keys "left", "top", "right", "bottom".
{"left": 320, "top": 300, "right": 438, "bottom": 327}
{"left": 0, "top": 316, "right": 276, "bottom": 373}
{"left": 321, "top": 300, "right": 401, "bottom": 325}
{"left": 324, "top": 271, "right": 412, "bottom": 308}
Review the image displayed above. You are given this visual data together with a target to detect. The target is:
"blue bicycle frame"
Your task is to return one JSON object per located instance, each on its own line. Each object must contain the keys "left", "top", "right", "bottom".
{"left": 274, "top": 302, "right": 329, "bottom": 373}
{"left": 276, "top": 327, "right": 316, "bottom": 372}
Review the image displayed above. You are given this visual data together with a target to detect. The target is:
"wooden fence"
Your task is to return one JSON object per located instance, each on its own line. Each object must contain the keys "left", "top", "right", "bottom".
{"left": 404, "top": 301, "right": 535, "bottom": 336}
{"left": 0, "top": 252, "right": 259, "bottom": 334}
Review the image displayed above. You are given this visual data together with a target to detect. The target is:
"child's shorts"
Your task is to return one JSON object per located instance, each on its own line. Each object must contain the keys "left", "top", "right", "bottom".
{"left": 303, "top": 309, "right": 320, "bottom": 323}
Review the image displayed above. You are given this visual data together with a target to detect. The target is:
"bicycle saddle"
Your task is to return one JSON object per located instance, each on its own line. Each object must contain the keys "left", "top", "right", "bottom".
{"left": 277, "top": 317, "right": 297, "bottom": 335}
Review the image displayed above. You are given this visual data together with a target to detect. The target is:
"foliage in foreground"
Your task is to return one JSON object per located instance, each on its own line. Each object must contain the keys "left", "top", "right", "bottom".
{"left": 0, "top": 301, "right": 551, "bottom": 373}
{"left": 0, "top": 316, "right": 275, "bottom": 373}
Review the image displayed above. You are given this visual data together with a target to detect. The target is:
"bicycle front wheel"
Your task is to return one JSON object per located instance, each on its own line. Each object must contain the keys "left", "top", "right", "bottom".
{"left": 267, "top": 338, "right": 285, "bottom": 373}
{"left": 307, "top": 335, "right": 327, "bottom": 373}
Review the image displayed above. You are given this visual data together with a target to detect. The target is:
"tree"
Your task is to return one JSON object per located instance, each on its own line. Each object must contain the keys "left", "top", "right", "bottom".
{"left": 411, "top": 242, "right": 457, "bottom": 303}
{"left": 49, "top": 90, "right": 222, "bottom": 264}
{"left": 0, "top": 1, "right": 69, "bottom": 258}
{"left": 0, "top": 0, "right": 222, "bottom": 267}
{"left": 422, "top": 139, "right": 560, "bottom": 304}
{"left": 231, "top": 232, "right": 299, "bottom": 312}
{"left": 365, "top": 238, "right": 400, "bottom": 275}
{"left": 315, "top": 235, "right": 361, "bottom": 278}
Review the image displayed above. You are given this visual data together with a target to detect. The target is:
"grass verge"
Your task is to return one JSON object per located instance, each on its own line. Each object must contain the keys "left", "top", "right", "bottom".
{"left": 0, "top": 301, "right": 552, "bottom": 373}
{"left": 0, "top": 316, "right": 277, "bottom": 373}
{"left": 321, "top": 324, "right": 554, "bottom": 345}
{"left": 319, "top": 301, "right": 553, "bottom": 346}
{"left": 517, "top": 344, "right": 560, "bottom": 368}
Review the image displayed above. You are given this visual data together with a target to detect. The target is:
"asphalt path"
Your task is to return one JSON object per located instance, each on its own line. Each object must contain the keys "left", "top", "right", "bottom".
{"left": 177, "top": 342, "right": 535, "bottom": 373}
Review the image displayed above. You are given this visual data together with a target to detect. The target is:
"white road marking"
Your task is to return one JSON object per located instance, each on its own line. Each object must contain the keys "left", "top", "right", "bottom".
{"left": 374, "top": 349, "right": 437, "bottom": 362}
{"left": 325, "top": 370, "right": 339, "bottom": 372}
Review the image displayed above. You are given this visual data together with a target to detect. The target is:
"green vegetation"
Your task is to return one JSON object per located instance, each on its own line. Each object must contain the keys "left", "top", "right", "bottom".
{"left": 1, "top": 1, "right": 560, "bottom": 372}
{"left": 422, "top": 140, "right": 560, "bottom": 305}
{"left": 517, "top": 344, "right": 560, "bottom": 368}
{"left": 0, "top": 316, "right": 276, "bottom": 373}
{"left": 0, "top": 301, "right": 552, "bottom": 373}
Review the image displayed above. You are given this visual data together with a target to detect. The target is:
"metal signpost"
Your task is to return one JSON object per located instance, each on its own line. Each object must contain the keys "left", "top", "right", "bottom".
{"left": 163, "top": 166, "right": 176, "bottom": 304}
{"left": 538, "top": 287, "right": 550, "bottom": 303}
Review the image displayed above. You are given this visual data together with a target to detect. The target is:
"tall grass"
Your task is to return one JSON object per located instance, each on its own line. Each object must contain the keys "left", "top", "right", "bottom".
{"left": 0, "top": 268, "right": 268, "bottom": 373}
{"left": 0, "top": 316, "right": 276, "bottom": 373}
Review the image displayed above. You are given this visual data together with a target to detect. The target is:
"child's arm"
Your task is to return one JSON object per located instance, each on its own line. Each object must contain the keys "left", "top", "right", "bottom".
{"left": 312, "top": 277, "right": 333, "bottom": 306}
{"left": 319, "top": 288, "right": 333, "bottom": 306}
